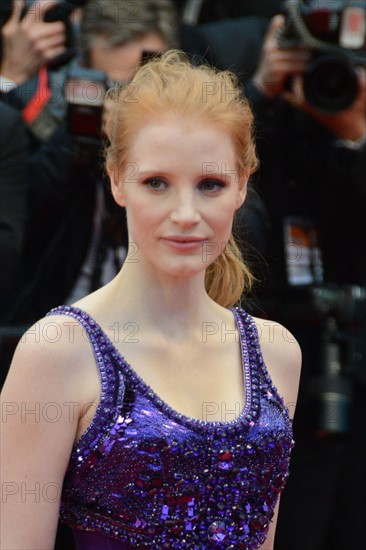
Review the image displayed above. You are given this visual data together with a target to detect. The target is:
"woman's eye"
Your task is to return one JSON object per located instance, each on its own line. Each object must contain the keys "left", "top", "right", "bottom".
{"left": 143, "top": 178, "right": 167, "bottom": 190}
{"left": 199, "top": 179, "right": 225, "bottom": 192}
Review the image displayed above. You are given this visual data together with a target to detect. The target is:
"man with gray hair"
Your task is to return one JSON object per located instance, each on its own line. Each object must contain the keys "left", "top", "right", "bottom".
{"left": 0, "top": 0, "right": 178, "bottom": 142}
{"left": 80, "top": 0, "right": 178, "bottom": 83}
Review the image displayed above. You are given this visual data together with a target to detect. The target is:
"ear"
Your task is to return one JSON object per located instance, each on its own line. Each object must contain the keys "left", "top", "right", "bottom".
{"left": 235, "top": 174, "right": 249, "bottom": 209}
{"left": 108, "top": 162, "right": 127, "bottom": 207}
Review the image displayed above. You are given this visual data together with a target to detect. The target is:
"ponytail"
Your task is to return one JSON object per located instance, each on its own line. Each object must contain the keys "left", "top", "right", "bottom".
{"left": 205, "top": 234, "right": 253, "bottom": 307}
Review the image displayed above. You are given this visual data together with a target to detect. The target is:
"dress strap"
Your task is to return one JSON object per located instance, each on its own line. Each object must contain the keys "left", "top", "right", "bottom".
{"left": 235, "top": 308, "right": 291, "bottom": 414}
{"left": 46, "top": 305, "right": 125, "bottom": 460}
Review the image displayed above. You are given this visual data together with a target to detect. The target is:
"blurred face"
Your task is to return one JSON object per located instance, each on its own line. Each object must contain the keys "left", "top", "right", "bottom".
{"left": 110, "top": 115, "right": 248, "bottom": 280}
{"left": 89, "top": 33, "right": 166, "bottom": 83}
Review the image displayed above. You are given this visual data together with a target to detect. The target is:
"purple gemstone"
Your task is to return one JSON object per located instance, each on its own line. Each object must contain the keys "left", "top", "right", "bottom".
{"left": 218, "top": 450, "right": 232, "bottom": 462}
{"left": 207, "top": 521, "right": 227, "bottom": 542}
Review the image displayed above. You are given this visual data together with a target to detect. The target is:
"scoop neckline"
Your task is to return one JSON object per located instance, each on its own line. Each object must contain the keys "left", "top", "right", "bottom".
{"left": 49, "top": 305, "right": 260, "bottom": 436}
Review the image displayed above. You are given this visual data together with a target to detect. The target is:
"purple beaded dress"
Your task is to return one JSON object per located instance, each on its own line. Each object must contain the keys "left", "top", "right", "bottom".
{"left": 47, "top": 305, "right": 294, "bottom": 549}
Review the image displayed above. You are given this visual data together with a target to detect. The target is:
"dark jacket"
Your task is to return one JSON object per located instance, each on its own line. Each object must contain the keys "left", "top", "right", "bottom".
{"left": 1, "top": 124, "right": 127, "bottom": 325}
{"left": 0, "top": 101, "right": 29, "bottom": 309}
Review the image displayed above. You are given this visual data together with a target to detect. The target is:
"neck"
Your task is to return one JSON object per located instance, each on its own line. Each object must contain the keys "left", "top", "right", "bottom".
{"left": 105, "top": 260, "right": 222, "bottom": 341}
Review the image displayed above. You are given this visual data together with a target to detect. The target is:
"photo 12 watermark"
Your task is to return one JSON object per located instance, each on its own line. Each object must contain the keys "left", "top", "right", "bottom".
{"left": 17, "top": 318, "right": 140, "bottom": 344}
{"left": 202, "top": 401, "right": 242, "bottom": 422}
{"left": 202, "top": 322, "right": 240, "bottom": 343}
{"left": 1, "top": 481, "right": 62, "bottom": 503}
{"left": 202, "top": 80, "right": 237, "bottom": 104}
{"left": 1, "top": 400, "right": 98, "bottom": 424}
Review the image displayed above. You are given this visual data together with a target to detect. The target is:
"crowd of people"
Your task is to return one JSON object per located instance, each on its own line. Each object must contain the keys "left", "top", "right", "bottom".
{"left": 1, "top": 1, "right": 365, "bottom": 549}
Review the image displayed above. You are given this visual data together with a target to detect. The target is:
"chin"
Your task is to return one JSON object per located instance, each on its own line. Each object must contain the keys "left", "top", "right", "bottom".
{"left": 172, "top": 254, "right": 222, "bottom": 278}
{"left": 158, "top": 257, "right": 210, "bottom": 279}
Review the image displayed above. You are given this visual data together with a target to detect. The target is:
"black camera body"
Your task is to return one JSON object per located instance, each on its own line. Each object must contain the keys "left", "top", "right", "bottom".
{"left": 305, "top": 285, "right": 366, "bottom": 435}
{"left": 64, "top": 51, "right": 160, "bottom": 147}
{"left": 21, "top": 0, "right": 87, "bottom": 22}
{"left": 65, "top": 65, "right": 107, "bottom": 156}
{"left": 19, "top": 0, "right": 88, "bottom": 67}
{"left": 279, "top": 0, "right": 366, "bottom": 113}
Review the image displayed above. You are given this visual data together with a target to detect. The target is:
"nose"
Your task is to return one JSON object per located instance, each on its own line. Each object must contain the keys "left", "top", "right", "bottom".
{"left": 170, "top": 190, "right": 201, "bottom": 228}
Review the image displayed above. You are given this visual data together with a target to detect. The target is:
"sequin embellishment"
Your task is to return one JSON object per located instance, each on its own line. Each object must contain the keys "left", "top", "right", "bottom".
{"left": 46, "top": 305, "right": 294, "bottom": 549}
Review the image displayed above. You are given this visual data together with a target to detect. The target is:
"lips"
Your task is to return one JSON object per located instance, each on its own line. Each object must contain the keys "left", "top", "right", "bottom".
{"left": 161, "top": 236, "right": 208, "bottom": 251}
{"left": 162, "top": 236, "right": 207, "bottom": 243}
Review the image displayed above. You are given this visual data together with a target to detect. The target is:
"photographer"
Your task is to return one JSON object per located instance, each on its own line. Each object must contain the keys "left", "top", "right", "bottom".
{"left": 246, "top": 6, "right": 366, "bottom": 550}
{"left": 0, "top": 0, "right": 67, "bottom": 84}
{"left": 0, "top": 0, "right": 177, "bottom": 326}
{"left": 0, "top": 0, "right": 68, "bottom": 144}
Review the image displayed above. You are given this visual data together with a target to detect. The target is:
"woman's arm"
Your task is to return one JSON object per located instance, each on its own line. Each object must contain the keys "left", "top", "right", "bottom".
{"left": 0, "top": 316, "right": 97, "bottom": 549}
{"left": 254, "top": 317, "right": 302, "bottom": 550}
{"left": 254, "top": 317, "right": 302, "bottom": 421}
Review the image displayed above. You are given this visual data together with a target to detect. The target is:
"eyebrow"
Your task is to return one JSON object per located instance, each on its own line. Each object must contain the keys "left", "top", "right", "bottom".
{"left": 137, "top": 170, "right": 171, "bottom": 177}
{"left": 137, "top": 170, "right": 234, "bottom": 182}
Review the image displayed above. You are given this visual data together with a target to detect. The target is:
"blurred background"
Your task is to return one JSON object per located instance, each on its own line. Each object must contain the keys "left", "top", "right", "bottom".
{"left": 1, "top": 1, "right": 365, "bottom": 549}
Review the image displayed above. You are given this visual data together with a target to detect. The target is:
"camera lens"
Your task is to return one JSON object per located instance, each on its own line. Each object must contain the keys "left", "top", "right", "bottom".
{"left": 308, "top": 375, "right": 353, "bottom": 435}
{"left": 304, "top": 55, "right": 358, "bottom": 113}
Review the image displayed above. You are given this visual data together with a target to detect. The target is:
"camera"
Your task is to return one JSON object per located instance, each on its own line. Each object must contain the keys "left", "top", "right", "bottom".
{"left": 307, "top": 316, "right": 353, "bottom": 436}
{"left": 64, "top": 51, "right": 162, "bottom": 149}
{"left": 21, "top": 0, "right": 87, "bottom": 22}
{"left": 279, "top": 0, "right": 366, "bottom": 113}
{"left": 63, "top": 66, "right": 108, "bottom": 167}
{"left": 19, "top": 0, "right": 88, "bottom": 67}
{"left": 65, "top": 66, "right": 107, "bottom": 141}
{"left": 306, "top": 285, "right": 366, "bottom": 435}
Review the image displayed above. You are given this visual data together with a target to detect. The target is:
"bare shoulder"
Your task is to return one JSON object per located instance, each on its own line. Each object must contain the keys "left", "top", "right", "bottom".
{"left": 252, "top": 317, "right": 302, "bottom": 419}
{"left": 2, "top": 314, "right": 100, "bottom": 412}
{"left": 1, "top": 316, "right": 101, "bottom": 549}
{"left": 252, "top": 317, "right": 302, "bottom": 370}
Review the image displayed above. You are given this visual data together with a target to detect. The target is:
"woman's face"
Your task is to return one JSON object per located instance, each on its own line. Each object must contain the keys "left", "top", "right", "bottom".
{"left": 110, "top": 115, "right": 248, "bottom": 280}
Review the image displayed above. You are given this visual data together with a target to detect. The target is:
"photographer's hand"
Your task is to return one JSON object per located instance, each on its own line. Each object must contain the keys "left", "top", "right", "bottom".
{"left": 283, "top": 68, "right": 366, "bottom": 142}
{"left": 0, "top": 0, "right": 66, "bottom": 85}
{"left": 252, "top": 15, "right": 311, "bottom": 99}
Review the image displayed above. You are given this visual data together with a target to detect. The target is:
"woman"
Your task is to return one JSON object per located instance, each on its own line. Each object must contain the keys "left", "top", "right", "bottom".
{"left": 1, "top": 51, "right": 301, "bottom": 550}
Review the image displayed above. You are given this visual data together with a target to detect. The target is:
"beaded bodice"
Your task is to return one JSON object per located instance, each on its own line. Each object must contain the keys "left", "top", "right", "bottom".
{"left": 47, "top": 305, "right": 294, "bottom": 549}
